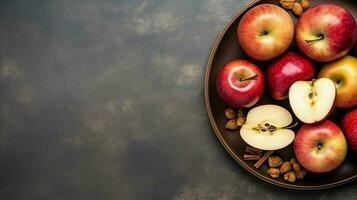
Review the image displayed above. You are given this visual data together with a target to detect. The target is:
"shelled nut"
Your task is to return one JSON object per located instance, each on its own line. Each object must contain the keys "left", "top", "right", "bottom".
{"left": 237, "top": 116, "right": 246, "bottom": 126}
{"left": 268, "top": 156, "right": 283, "bottom": 168}
{"left": 280, "top": 161, "right": 292, "bottom": 174}
{"left": 292, "top": 163, "right": 301, "bottom": 172}
{"left": 267, "top": 168, "right": 280, "bottom": 178}
{"left": 280, "top": 0, "right": 295, "bottom": 9}
{"left": 284, "top": 171, "right": 297, "bottom": 182}
{"left": 225, "top": 108, "right": 237, "bottom": 120}
{"left": 300, "top": 0, "right": 310, "bottom": 10}
{"left": 226, "top": 119, "right": 238, "bottom": 130}
{"left": 296, "top": 170, "right": 308, "bottom": 179}
{"left": 292, "top": 2, "right": 303, "bottom": 16}
{"left": 237, "top": 110, "right": 245, "bottom": 118}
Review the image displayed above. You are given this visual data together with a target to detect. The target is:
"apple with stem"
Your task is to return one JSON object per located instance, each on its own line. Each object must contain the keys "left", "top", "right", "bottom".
{"left": 318, "top": 55, "right": 357, "bottom": 108}
{"left": 237, "top": 4, "right": 294, "bottom": 61}
{"left": 240, "top": 104, "right": 296, "bottom": 151}
{"left": 289, "top": 78, "right": 336, "bottom": 124}
{"left": 267, "top": 52, "right": 315, "bottom": 100}
{"left": 294, "top": 120, "right": 347, "bottom": 173}
{"left": 296, "top": 4, "right": 357, "bottom": 62}
{"left": 216, "top": 59, "right": 264, "bottom": 108}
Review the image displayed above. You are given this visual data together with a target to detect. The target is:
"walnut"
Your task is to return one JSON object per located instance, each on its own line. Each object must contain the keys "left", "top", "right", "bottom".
{"left": 300, "top": 0, "right": 310, "bottom": 10}
{"left": 267, "top": 168, "right": 280, "bottom": 178}
{"left": 280, "top": 161, "right": 292, "bottom": 174}
{"left": 284, "top": 171, "right": 297, "bottom": 182}
{"left": 268, "top": 156, "right": 283, "bottom": 168}
{"left": 290, "top": 158, "right": 298, "bottom": 165}
{"left": 296, "top": 170, "right": 308, "bottom": 179}
{"left": 292, "top": 2, "right": 303, "bottom": 16}
{"left": 280, "top": 0, "right": 295, "bottom": 9}
{"left": 293, "top": 163, "right": 301, "bottom": 172}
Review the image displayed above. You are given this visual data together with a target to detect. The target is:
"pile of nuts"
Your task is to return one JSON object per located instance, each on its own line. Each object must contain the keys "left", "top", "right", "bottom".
{"left": 280, "top": 0, "right": 310, "bottom": 16}
{"left": 267, "top": 156, "right": 308, "bottom": 182}
{"left": 224, "top": 108, "right": 246, "bottom": 130}
{"left": 243, "top": 146, "right": 308, "bottom": 183}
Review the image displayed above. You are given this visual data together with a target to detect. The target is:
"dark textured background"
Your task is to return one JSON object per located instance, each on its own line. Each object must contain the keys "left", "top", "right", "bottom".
{"left": 0, "top": 0, "right": 356, "bottom": 199}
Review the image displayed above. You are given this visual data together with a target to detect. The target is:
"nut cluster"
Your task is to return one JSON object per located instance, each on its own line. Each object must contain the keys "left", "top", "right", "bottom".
{"left": 243, "top": 146, "right": 308, "bottom": 182}
{"left": 267, "top": 156, "right": 308, "bottom": 182}
{"left": 224, "top": 108, "right": 246, "bottom": 130}
{"left": 280, "top": 0, "right": 310, "bottom": 16}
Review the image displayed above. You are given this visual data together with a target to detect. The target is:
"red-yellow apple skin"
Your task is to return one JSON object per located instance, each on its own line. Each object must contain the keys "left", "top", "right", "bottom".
{"left": 237, "top": 4, "right": 294, "bottom": 61}
{"left": 296, "top": 4, "right": 357, "bottom": 62}
{"left": 294, "top": 120, "right": 347, "bottom": 173}
{"left": 216, "top": 60, "right": 264, "bottom": 108}
{"left": 342, "top": 108, "right": 357, "bottom": 152}
{"left": 318, "top": 55, "right": 357, "bottom": 108}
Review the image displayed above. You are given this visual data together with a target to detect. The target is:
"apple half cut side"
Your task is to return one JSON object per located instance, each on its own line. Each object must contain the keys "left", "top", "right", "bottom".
{"left": 289, "top": 78, "right": 336, "bottom": 124}
{"left": 240, "top": 104, "right": 295, "bottom": 151}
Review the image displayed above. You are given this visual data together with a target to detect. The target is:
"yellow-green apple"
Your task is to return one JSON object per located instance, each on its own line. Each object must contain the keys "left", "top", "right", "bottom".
{"left": 216, "top": 59, "right": 264, "bottom": 108}
{"left": 289, "top": 78, "right": 336, "bottom": 124}
{"left": 267, "top": 52, "right": 315, "bottom": 100}
{"left": 294, "top": 120, "right": 347, "bottom": 173}
{"left": 296, "top": 4, "right": 357, "bottom": 62}
{"left": 318, "top": 55, "right": 357, "bottom": 108}
{"left": 237, "top": 4, "right": 294, "bottom": 61}
{"left": 342, "top": 108, "right": 357, "bottom": 152}
{"left": 240, "top": 105, "right": 295, "bottom": 150}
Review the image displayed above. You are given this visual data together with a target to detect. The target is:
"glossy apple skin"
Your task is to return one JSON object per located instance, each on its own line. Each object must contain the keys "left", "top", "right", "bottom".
{"left": 318, "top": 55, "right": 357, "bottom": 108}
{"left": 267, "top": 52, "right": 315, "bottom": 100}
{"left": 342, "top": 108, "right": 357, "bottom": 152}
{"left": 216, "top": 60, "right": 264, "bottom": 108}
{"left": 237, "top": 4, "right": 294, "bottom": 61}
{"left": 296, "top": 4, "right": 357, "bottom": 62}
{"left": 294, "top": 120, "right": 347, "bottom": 173}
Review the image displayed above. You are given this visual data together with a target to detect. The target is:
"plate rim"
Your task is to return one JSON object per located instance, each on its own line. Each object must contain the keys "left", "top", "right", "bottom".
{"left": 204, "top": 0, "right": 357, "bottom": 190}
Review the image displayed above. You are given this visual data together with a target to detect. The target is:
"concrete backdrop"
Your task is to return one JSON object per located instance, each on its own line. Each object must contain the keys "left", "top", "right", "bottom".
{"left": 0, "top": 0, "right": 356, "bottom": 199}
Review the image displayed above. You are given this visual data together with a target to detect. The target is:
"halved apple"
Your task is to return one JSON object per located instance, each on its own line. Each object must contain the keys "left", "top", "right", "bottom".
{"left": 289, "top": 78, "right": 336, "bottom": 124}
{"left": 240, "top": 105, "right": 295, "bottom": 150}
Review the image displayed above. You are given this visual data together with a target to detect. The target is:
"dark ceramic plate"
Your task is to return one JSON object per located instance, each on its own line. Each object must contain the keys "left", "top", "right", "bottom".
{"left": 205, "top": 0, "right": 357, "bottom": 190}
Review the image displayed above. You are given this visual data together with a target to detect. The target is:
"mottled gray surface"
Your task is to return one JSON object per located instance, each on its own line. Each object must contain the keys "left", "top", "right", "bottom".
{"left": 0, "top": 0, "right": 356, "bottom": 199}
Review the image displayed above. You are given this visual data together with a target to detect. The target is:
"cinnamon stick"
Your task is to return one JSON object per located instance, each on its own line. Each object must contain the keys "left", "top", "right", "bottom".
{"left": 245, "top": 146, "right": 263, "bottom": 156}
{"left": 244, "top": 154, "right": 261, "bottom": 161}
{"left": 254, "top": 150, "right": 274, "bottom": 169}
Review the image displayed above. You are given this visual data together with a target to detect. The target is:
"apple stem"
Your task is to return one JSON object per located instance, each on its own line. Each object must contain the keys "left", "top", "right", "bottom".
{"left": 305, "top": 35, "right": 324, "bottom": 43}
{"left": 240, "top": 74, "right": 258, "bottom": 82}
{"left": 258, "top": 30, "right": 268, "bottom": 36}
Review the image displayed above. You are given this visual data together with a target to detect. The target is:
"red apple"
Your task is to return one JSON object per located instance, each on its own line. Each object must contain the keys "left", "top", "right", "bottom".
{"left": 342, "top": 108, "right": 357, "bottom": 152}
{"left": 237, "top": 4, "right": 294, "bottom": 61}
{"left": 294, "top": 120, "right": 347, "bottom": 173}
{"left": 216, "top": 59, "right": 264, "bottom": 108}
{"left": 267, "top": 52, "right": 315, "bottom": 100}
{"left": 296, "top": 4, "right": 357, "bottom": 62}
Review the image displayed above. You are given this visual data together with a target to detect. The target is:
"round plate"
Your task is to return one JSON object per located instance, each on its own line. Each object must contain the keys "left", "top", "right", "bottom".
{"left": 205, "top": 0, "right": 357, "bottom": 190}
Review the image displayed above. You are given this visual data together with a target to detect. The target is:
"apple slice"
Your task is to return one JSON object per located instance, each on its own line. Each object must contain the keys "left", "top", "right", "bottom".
{"left": 240, "top": 105, "right": 295, "bottom": 150}
{"left": 289, "top": 78, "right": 336, "bottom": 124}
